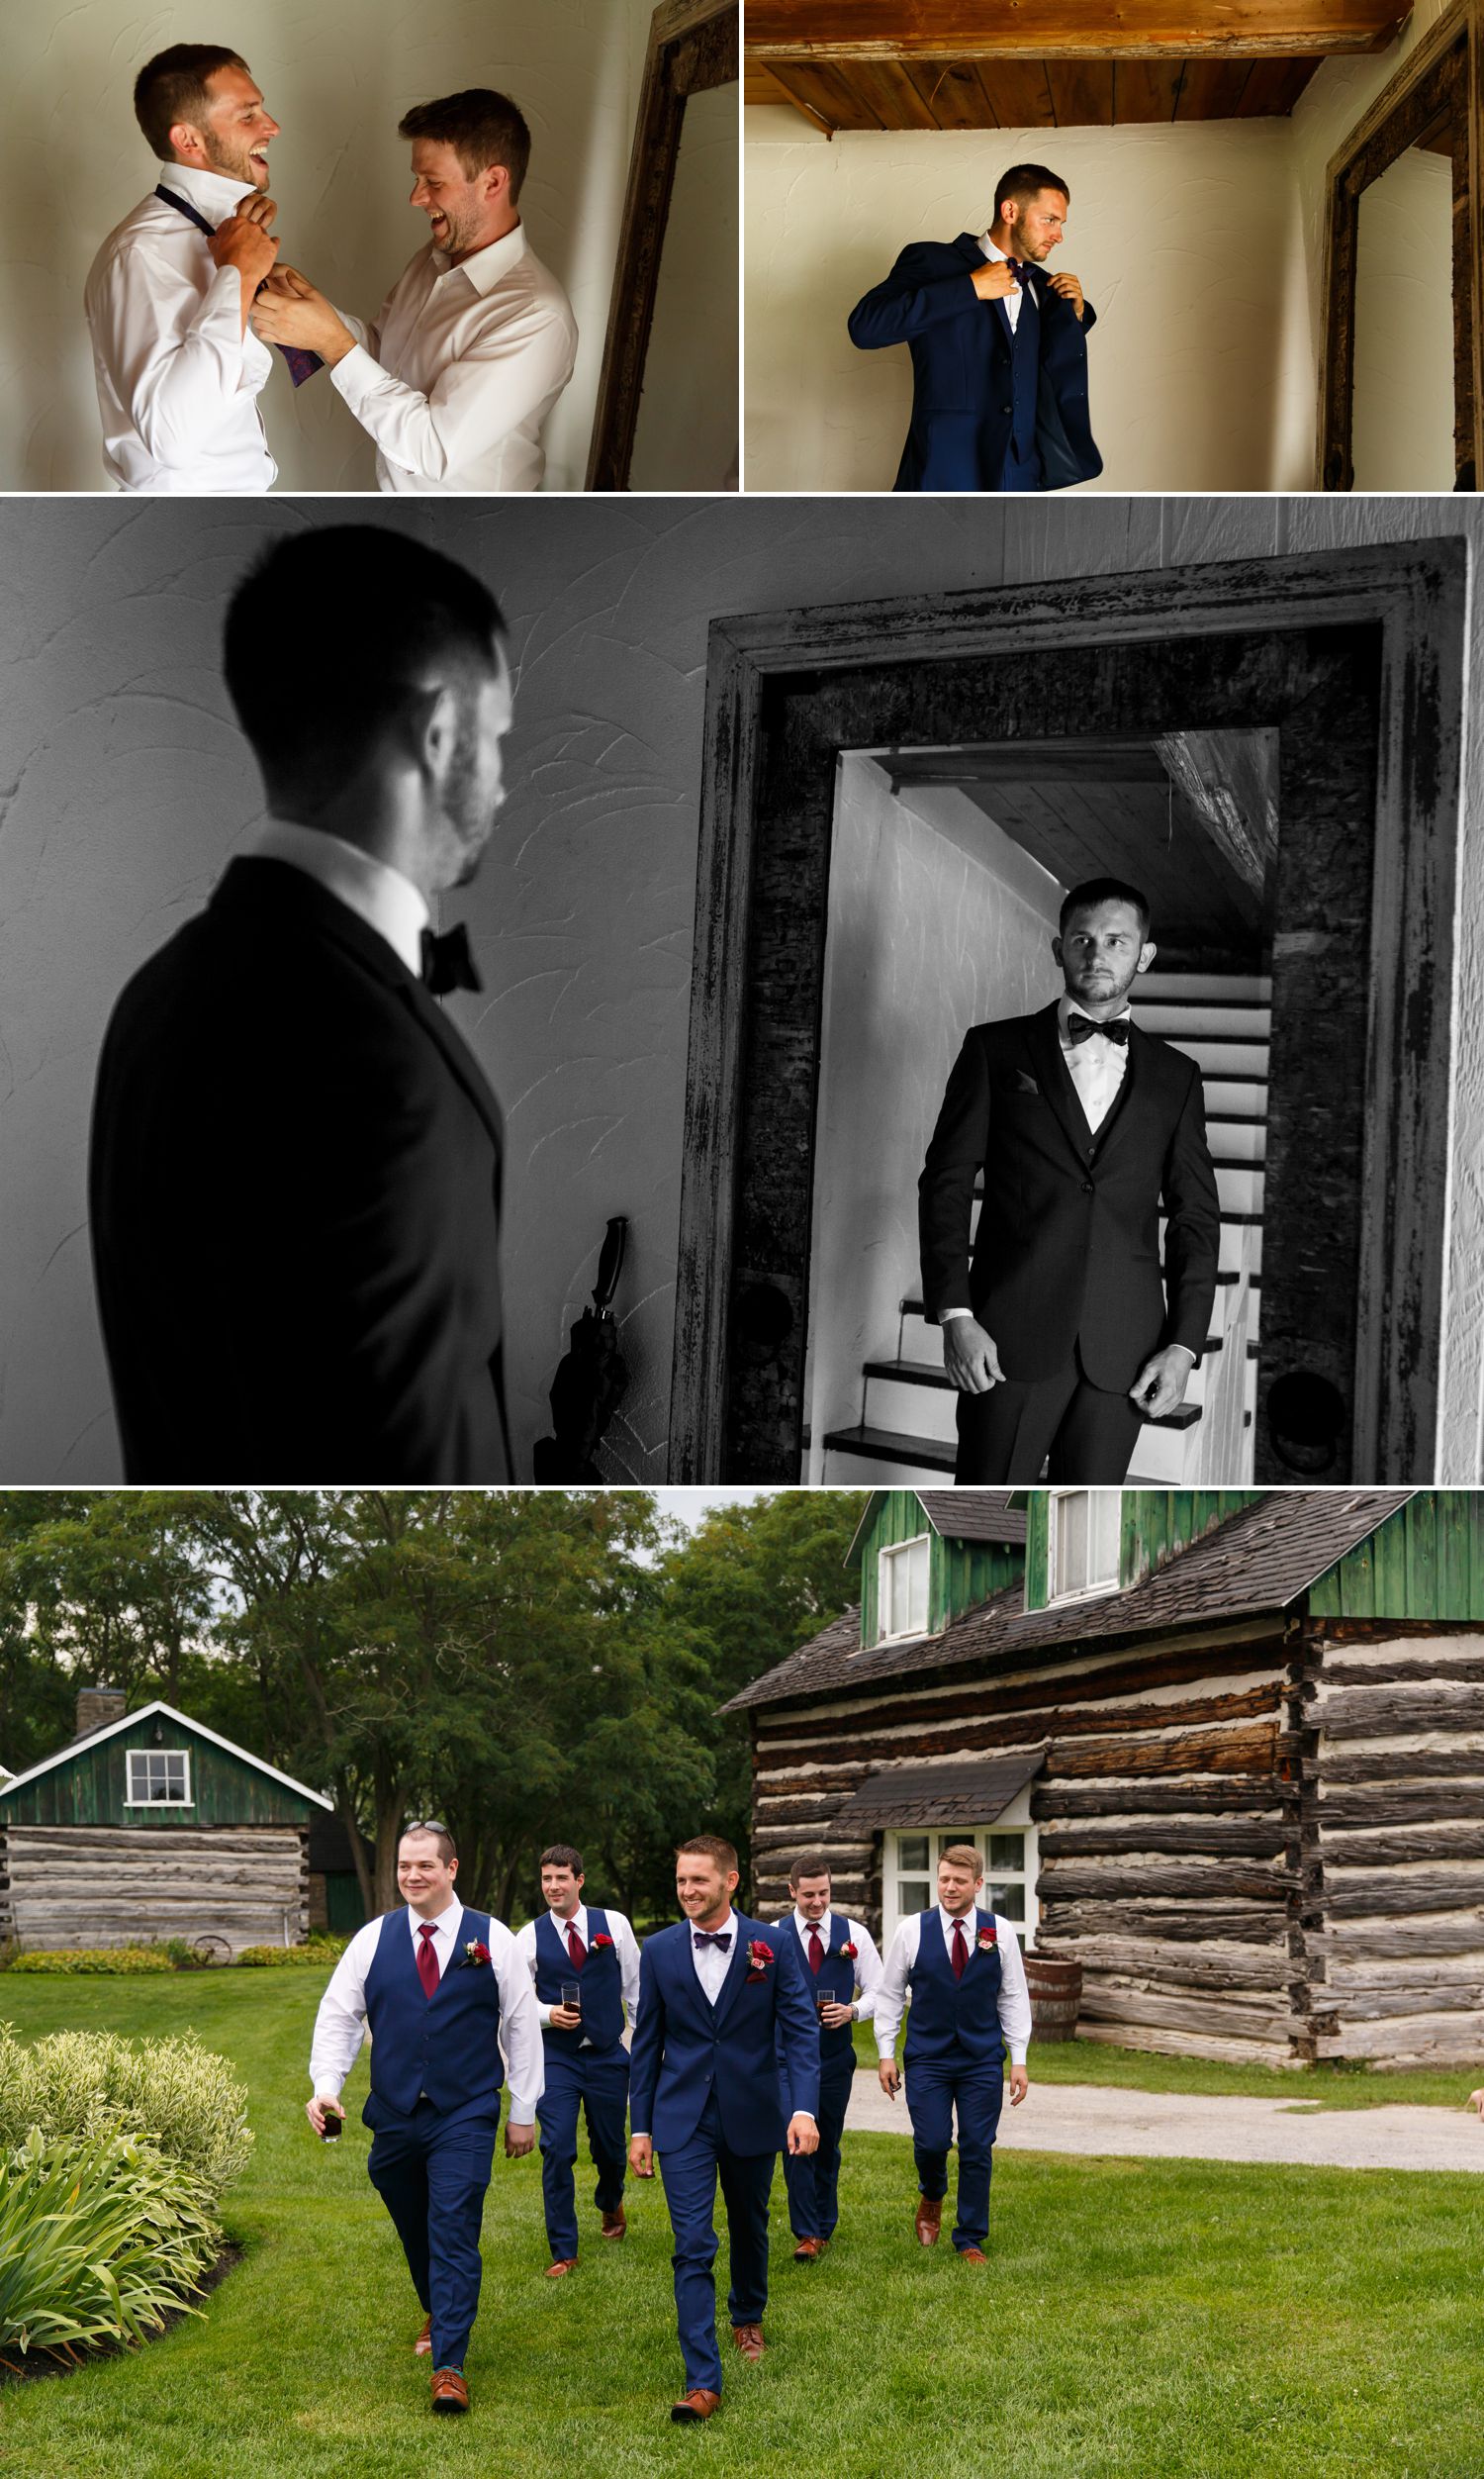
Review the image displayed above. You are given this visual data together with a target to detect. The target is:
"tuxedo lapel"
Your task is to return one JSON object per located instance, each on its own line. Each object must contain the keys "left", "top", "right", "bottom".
{"left": 397, "top": 979, "right": 505, "bottom": 1157}
{"left": 1025, "top": 1002, "right": 1093, "bottom": 1167}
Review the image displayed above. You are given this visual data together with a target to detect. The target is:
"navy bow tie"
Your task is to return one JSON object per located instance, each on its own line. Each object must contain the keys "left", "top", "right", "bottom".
{"left": 693, "top": 1931, "right": 732, "bottom": 1951}
{"left": 1067, "top": 1012, "right": 1130, "bottom": 1047}
{"left": 421, "top": 923, "right": 482, "bottom": 996}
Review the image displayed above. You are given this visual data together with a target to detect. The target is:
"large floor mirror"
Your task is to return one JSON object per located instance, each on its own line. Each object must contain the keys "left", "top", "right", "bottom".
{"left": 1318, "top": 0, "right": 1481, "bottom": 490}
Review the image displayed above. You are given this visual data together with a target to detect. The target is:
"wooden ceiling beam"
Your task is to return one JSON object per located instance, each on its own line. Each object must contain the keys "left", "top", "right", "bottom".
{"left": 745, "top": 2, "right": 1412, "bottom": 62}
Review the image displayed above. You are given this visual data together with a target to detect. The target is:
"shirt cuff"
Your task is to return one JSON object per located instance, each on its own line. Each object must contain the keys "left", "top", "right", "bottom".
{"left": 507, "top": 2094, "right": 538, "bottom": 2125}
{"left": 327, "top": 338, "right": 383, "bottom": 408}
{"left": 312, "top": 2076, "right": 345, "bottom": 2099}
{"left": 1168, "top": 1343, "right": 1198, "bottom": 1363}
{"left": 536, "top": 2001, "right": 554, "bottom": 2027}
{"left": 939, "top": 1306, "right": 973, "bottom": 1322}
{"left": 1009, "top": 2048, "right": 1028, "bottom": 2066}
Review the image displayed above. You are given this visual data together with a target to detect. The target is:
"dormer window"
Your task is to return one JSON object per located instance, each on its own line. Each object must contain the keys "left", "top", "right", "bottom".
{"left": 126, "top": 1749, "right": 191, "bottom": 1805}
{"left": 878, "top": 1534, "right": 929, "bottom": 1641}
{"left": 1047, "top": 1489, "right": 1122, "bottom": 1603}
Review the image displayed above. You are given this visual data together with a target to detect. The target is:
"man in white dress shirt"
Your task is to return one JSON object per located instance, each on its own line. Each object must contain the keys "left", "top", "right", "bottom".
{"left": 875, "top": 1845, "right": 1031, "bottom": 2262}
{"left": 307, "top": 1822, "right": 543, "bottom": 2416}
{"left": 252, "top": 87, "right": 577, "bottom": 493}
{"left": 84, "top": 45, "right": 283, "bottom": 492}
{"left": 514, "top": 1843, "right": 641, "bottom": 2276}
{"left": 778, "top": 1854, "right": 882, "bottom": 2262}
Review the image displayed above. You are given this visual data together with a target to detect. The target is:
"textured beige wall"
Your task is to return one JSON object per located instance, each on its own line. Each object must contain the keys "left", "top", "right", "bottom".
{"left": 630, "top": 82, "right": 740, "bottom": 491}
{"left": 0, "top": 0, "right": 656, "bottom": 491}
{"left": 1351, "top": 150, "right": 1455, "bottom": 492}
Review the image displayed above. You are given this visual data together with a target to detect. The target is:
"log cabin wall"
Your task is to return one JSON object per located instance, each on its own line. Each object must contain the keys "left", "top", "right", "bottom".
{"left": 1, "top": 1823, "right": 312, "bottom": 1958}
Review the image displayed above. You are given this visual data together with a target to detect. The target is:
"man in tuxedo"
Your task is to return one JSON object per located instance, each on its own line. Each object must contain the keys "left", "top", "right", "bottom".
{"left": 89, "top": 524, "right": 515, "bottom": 1481}
{"left": 628, "top": 1836, "right": 820, "bottom": 2424}
{"left": 919, "top": 877, "right": 1221, "bottom": 1484}
{"left": 848, "top": 164, "right": 1099, "bottom": 493}
{"left": 777, "top": 1854, "right": 882, "bottom": 2263}
{"left": 514, "top": 1842, "right": 641, "bottom": 2277}
{"left": 875, "top": 1846, "right": 1031, "bottom": 2262}
{"left": 306, "top": 1823, "right": 543, "bottom": 2414}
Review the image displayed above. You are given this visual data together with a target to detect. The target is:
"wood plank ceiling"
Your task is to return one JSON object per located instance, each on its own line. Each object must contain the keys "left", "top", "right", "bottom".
{"left": 746, "top": 2, "right": 1413, "bottom": 133}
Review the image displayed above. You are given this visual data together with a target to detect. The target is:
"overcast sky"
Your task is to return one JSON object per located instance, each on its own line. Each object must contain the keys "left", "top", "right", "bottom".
{"left": 653, "top": 1487, "right": 783, "bottom": 1530}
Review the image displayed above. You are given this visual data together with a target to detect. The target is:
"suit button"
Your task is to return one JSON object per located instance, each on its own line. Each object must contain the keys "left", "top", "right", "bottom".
{"left": 1080, "top": 1180, "right": 1093, "bottom": 1193}
{"left": 999, "top": 404, "right": 1012, "bottom": 415}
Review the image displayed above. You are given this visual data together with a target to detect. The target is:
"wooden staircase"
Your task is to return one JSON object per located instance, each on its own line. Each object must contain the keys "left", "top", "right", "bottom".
{"left": 818, "top": 972, "right": 1267, "bottom": 1485}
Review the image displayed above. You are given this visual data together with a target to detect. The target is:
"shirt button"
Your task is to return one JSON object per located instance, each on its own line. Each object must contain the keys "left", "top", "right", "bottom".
{"left": 1080, "top": 1180, "right": 1093, "bottom": 1193}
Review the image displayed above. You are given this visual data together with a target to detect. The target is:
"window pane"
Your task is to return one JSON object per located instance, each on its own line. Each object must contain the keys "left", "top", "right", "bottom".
{"left": 1057, "top": 1492, "right": 1088, "bottom": 1594}
{"left": 938, "top": 1831, "right": 977, "bottom": 1859}
{"left": 1090, "top": 1490, "right": 1122, "bottom": 1583}
{"left": 907, "top": 1538, "right": 928, "bottom": 1635}
{"left": 988, "top": 1833, "right": 1024, "bottom": 1871}
{"left": 987, "top": 1882, "right": 1025, "bottom": 1921}
{"left": 898, "top": 1879, "right": 930, "bottom": 1914}
{"left": 897, "top": 1835, "right": 929, "bottom": 1872}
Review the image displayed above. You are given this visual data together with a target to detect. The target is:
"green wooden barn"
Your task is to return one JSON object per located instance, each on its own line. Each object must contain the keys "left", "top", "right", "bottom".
{"left": 726, "top": 1486, "right": 1484, "bottom": 2069}
{"left": 0, "top": 1690, "right": 368, "bottom": 1956}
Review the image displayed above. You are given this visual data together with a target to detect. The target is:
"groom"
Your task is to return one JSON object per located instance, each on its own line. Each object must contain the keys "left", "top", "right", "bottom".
{"left": 306, "top": 1821, "right": 544, "bottom": 2414}
{"left": 628, "top": 1835, "right": 821, "bottom": 2424}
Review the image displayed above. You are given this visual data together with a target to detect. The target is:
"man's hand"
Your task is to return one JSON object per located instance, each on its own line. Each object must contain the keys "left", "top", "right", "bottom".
{"left": 1129, "top": 1345, "right": 1194, "bottom": 1422}
{"left": 1047, "top": 270, "right": 1085, "bottom": 322}
{"left": 504, "top": 2120, "right": 535, "bottom": 2159}
{"left": 211, "top": 196, "right": 278, "bottom": 330}
{"left": 943, "top": 1317, "right": 1004, "bottom": 1395}
{"left": 1008, "top": 2065, "right": 1029, "bottom": 2106}
{"left": 818, "top": 1999, "right": 854, "bottom": 2030}
{"left": 786, "top": 2113, "right": 819, "bottom": 2156}
{"left": 250, "top": 268, "right": 357, "bottom": 367}
{"left": 971, "top": 259, "right": 1021, "bottom": 303}
{"left": 878, "top": 2057, "right": 901, "bottom": 2098}
{"left": 305, "top": 2094, "right": 344, "bottom": 2137}
{"left": 548, "top": 2003, "right": 582, "bottom": 2030}
{"left": 629, "top": 2134, "right": 655, "bottom": 2177}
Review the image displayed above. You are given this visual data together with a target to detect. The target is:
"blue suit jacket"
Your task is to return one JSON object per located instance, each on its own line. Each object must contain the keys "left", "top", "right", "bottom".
{"left": 848, "top": 233, "right": 1100, "bottom": 493}
{"left": 629, "top": 1914, "right": 821, "bottom": 2154}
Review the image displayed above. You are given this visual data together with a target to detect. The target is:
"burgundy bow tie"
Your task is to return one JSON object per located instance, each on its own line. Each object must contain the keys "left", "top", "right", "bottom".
{"left": 1067, "top": 1012, "right": 1129, "bottom": 1047}
{"left": 420, "top": 923, "right": 482, "bottom": 996}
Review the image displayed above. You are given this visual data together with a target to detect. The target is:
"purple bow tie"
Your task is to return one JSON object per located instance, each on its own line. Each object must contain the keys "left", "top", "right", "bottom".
{"left": 154, "top": 186, "right": 323, "bottom": 386}
{"left": 1067, "top": 1012, "right": 1129, "bottom": 1047}
{"left": 693, "top": 1931, "right": 732, "bottom": 1951}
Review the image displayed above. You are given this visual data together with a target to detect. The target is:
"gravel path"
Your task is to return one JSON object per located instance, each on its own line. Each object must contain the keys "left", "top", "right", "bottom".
{"left": 844, "top": 2076, "right": 1484, "bottom": 2173}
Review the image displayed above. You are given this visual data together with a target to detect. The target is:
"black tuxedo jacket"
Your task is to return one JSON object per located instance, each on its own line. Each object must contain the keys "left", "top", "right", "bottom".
{"left": 89, "top": 857, "right": 511, "bottom": 1480}
{"left": 918, "top": 1001, "right": 1220, "bottom": 1390}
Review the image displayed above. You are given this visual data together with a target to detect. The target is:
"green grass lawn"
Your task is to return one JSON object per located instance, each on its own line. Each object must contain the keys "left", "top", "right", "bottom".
{"left": 2, "top": 1976, "right": 1481, "bottom": 2479}
{"left": 847, "top": 2023, "right": 1484, "bottom": 2110}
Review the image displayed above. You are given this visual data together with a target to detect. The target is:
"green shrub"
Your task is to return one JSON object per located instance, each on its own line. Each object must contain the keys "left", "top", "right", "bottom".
{"left": 0, "top": 2128, "right": 220, "bottom": 2362}
{"left": 235, "top": 1940, "right": 342, "bottom": 1968}
{"left": 7, "top": 1947, "right": 175, "bottom": 1976}
{"left": 0, "top": 2027, "right": 252, "bottom": 2203}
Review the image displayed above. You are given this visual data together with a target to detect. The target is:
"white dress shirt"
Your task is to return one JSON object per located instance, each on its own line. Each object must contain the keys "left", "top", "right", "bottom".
{"left": 514, "top": 1903, "right": 642, "bottom": 2038}
{"left": 84, "top": 160, "right": 276, "bottom": 494}
{"left": 689, "top": 1907, "right": 741, "bottom": 2007}
{"left": 788, "top": 1909, "right": 883, "bottom": 2024}
{"left": 330, "top": 221, "right": 577, "bottom": 493}
{"left": 975, "top": 231, "right": 1038, "bottom": 333}
{"left": 874, "top": 1907, "right": 1033, "bottom": 2066}
{"left": 239, "top": 817, "right": 429, "bottom": 976}
{"left": 308, "top": 1898, "right": 544, "bottom": 2121}
{"left": 1058, "top": 990, "right": 1132, "bottom": 1134}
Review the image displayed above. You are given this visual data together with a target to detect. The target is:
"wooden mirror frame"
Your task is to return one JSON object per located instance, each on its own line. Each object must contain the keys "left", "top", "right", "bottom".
{"left": 585, "top": 0, "right": 739, "bottom": 491}
{"left": 1317, "top": 0, "right": 1482, "bottom": 489}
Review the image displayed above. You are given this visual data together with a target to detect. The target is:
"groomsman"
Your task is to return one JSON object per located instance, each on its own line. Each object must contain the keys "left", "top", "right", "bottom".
{"left": 306, "top": 1822, "right": 544, "bottom": 2414}
{"left": 777, "top": 1854, "right": 882, "bottom": 2261}
{"left": 514, "top": 1843, "right": 641, "bottom": 2276}
{"left": 874, "top": 1845, "right": 1031, "bottom": 2263}
{"left": 629, "top": 1836, "right": 821, "bottom": 2424}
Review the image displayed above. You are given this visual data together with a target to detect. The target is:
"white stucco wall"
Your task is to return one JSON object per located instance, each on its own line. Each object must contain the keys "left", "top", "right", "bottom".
{"left": 0, "top": 0, "right": 660, "bottom": 492}
{"left": 1351, "top": 148, "right": 1455, "bottom": 492}
{"left": 0, "top": 494, "right": 1480, "bottom": 1483}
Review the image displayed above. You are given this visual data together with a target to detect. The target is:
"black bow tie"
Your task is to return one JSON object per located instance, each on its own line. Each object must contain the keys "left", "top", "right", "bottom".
{"left": 1067, "top": 1012, "right": 1129, "bottom": 1047}
{"left": 693, "top": 1931, "right": 732, "bottom": 1951}
{"left": 420, "top": 923, "right": 482, "bottom": 996}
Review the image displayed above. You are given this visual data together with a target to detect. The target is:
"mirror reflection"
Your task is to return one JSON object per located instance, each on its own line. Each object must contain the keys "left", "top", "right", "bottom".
{"left": 628, "top": 81, "right": 739, "bottom": 490}
{"left": 1351, "top": 122, "right": 1457, "bottom": 491}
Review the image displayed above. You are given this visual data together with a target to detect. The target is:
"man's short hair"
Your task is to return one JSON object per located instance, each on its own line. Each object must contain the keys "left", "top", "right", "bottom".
{"left": 398, "top": 89, "right": 531, "bottom": 202}
{"left": 540, "top": 1844, "right": 585, "bottom": 1876}
{"left": 939, "top": 1843, "right": 984, "bottom": 1876}
{"left": 224, "top": 527, "right": 505, "bottom": 800}
{"left": 994, "top": 162, "right": 1070, "bottom": 220}
{"left": 135, "top": 45, "right": 247, "bottom": 159}
{"left": 401, "top": 1821, "right": 457, "bottom": 1865}
{"left": 677, "top": 1834, "right": 739, "bottom": 1875}
{"left": 788, "top": 1852, "right": 832, "bottom": 1890}
{"left": 1060, "top": 877, "right": 1153, "bottom": 939}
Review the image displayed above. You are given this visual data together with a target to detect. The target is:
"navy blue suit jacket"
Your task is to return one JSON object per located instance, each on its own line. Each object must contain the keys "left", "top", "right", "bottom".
{"left": 628, "top": 1914, "right": 821, "bottom": 2155}
{"left": 848, "top": 234, "right": 1100, "bottom": 493}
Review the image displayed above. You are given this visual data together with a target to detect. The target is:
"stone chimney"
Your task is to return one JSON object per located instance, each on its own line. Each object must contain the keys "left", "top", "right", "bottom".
{"left": 75, "top": 1686, "right": 128, "bottom": 1739}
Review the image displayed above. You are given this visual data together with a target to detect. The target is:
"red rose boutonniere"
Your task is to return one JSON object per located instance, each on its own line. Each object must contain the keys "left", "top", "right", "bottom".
{"left": 976, "top": 1927, "right": 998, "bottom": 1954}
{"left": 461, "top": 1939, "right": 492, "bottom": 1968}
{"left": 746, "top": 1939, "right": 774, "bottom": 1983}
{"left": 591, "top": 1933, "right": 614, "bottom": 1952}
{"left": 839, "top": 1940, "right": 859, "bottom": 1960}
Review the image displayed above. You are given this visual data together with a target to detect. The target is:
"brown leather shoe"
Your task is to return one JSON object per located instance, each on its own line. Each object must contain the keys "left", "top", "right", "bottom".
{"left": 600, "top": 2206, "right": 626, "bottom": 2240}
{"left": 959, "top": 2245, "right": 988, "bottom": 2264}
{"left": 792, "top": 2236, "right": 825, "bottom": 2261}
{"left": 915, "top": 2195, "right": 942, "bottom": 2246}
{"left": 545, "top": 2257, "right": 578, "bottom": 2278}
{"left": 732, "top": 2323, "right": 765, "bottom": 2361}
{"left": 430, "top": 2369, "right": 469, "bottom": 2415}
{"left": 415, "top": 2313, "right": 433, "bottom": 2356}
{"left": 671, "top": 2389, "right": 721, "bottom": 2423}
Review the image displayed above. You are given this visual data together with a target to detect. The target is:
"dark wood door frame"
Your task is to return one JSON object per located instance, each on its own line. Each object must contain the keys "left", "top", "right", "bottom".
{"left": 667, "top": 538, "right": 1467, "bottom": 1484}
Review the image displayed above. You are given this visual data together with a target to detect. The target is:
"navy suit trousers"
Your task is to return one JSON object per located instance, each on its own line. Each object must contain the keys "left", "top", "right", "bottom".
{"left": 659, "top": 2090, "right": 773, "bottom": 2392}
{"left": 905, "top": 2055, "right": 1005, "bottom": 2252}
{"left": 366, "top": 2098, "right": 501, "bottom": 2369}
{"left": 781, "top": 2046, "right": 856, "bottom": 2241}
{"left": 536, "top": 2046, "right": 629, "bottom": 2261}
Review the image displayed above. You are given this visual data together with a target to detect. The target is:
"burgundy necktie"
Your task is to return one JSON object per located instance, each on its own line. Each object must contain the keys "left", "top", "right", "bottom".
{"left": 417, "top": 1921, "right": 440, "bottom": 1997}
{"left": 808, "top": 1927, "right": 824, "bottom": 1976}
{"left": 951, "top": 1920, "right": 968, "bottom": 1983}
{"left": 567, "top": 1922, "right": 587, "bottom": 1970}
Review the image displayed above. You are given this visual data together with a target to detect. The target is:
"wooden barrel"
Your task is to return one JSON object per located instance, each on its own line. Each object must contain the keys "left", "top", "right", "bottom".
{"left": 1024, "top": 1953, "right": 1082, "bottom": 2042}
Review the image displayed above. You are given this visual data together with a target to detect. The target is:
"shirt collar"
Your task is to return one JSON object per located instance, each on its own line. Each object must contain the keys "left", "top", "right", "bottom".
{"left": 408, "top": 1896, "right": 462, "bottom": 1938}
{"left": 695, "top": 1908, "right": 735, "bottom": 1941}
{"left": 940, "top": 1903, "right": 977, "bottom": 1933}
{"left": 794, "top": 1908, "right": 831, "bottom": 1935}
{"left": 550, "top": 1905, "right": 587, "bottom": 1935}
{"left": 977, "top": 231, "right": 1007, "bottom": 262}
{"left": 241, "top": 817, "right": 429, "bottom": 977}
{"left": 1059, "top": 992, "right": 1133, "bottom": 1035}
{"left": 430, "top": 219, "right": 528, "bottom": 296}
{"left": 155, "top": 157, "right": 260, "bottom": 225}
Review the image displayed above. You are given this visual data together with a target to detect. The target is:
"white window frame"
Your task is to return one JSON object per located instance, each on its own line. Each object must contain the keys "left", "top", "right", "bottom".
{"left": 881, "top": 1789, "right": 1039, "bottom": 1953}
{"left": 877, "top": 1533, "right": 930, "bottom": 1643}
{"left": 1046, "top": 1487, "right": 1123, "bottom": 1606}
{"left": 124, "top": 1748, "right": 193, "bottom": 1808}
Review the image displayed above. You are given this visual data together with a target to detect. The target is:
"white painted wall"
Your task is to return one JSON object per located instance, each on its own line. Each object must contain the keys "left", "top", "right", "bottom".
{"left": 630, "top": 82, "right": 740, "bottom": 491}
{"left": 803, "top": 761, "right": 1064, "bottom": 1481}
{"left": 1, "top": 495, "right": 1481, "bottom": 1483}
{"left": 0, "top": 0, "right": 660, "bottom": 492}
{"left": 1351, "top": 149, "right": 1455, "bottom": 492}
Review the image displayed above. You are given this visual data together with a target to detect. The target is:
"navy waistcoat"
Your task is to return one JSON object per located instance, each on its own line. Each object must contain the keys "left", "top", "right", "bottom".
{"left": 793, "top": 1915, "right": 860, "bottom": 2061}
{"left": 533, "top": 1907, "right": 626, "bottom": 2054}
{"left": 903, "top": 1909, "right": 1005, "bottom": 2067}
{"left": 362, "top": 1907, "right": 505, "bottom": 2122}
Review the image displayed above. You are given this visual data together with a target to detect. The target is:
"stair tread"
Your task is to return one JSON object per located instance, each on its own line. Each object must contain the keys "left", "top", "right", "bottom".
{"left": 823, "top": 1423, "right": 957, "bottom": 1473}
